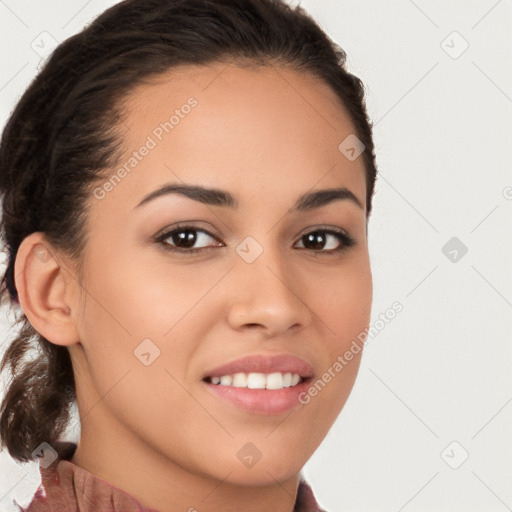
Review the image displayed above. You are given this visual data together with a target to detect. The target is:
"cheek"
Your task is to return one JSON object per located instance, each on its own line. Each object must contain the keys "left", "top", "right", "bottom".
{"left": 307, "top": 257, "right": 372, "bottom": 411}
{"left": 78, "top": 245, "right": 214, "bottom": 341}
{"left": 316, "top": 257, "right": 373, "bottom": 345}
{"left": 73, "top": 255, "right": 206, "bottom": 453}
{"left": 74, "top": 248, "right": 221, "bottom": 407}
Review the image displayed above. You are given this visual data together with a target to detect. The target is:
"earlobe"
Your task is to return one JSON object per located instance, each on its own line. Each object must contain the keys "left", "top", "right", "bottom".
{"left": 13, "top": 232, "right": 80, "bottom": 347}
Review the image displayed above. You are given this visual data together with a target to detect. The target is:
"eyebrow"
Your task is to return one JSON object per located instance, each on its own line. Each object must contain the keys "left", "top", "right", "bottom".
{"left": 133, "top": 183, "right": 364, "bottom": 212}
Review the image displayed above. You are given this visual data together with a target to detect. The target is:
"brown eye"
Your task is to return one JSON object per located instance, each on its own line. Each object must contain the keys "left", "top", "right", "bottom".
{"left": 295, "top": 229, "right": 355, "bottom": 254}
{"left": 155, "top": 225, "right": 222, "bottom": 253}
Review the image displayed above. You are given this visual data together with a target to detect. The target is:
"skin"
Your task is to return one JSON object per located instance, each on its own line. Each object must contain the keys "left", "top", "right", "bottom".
{"left": 15, "top": 62, "right": 372, "bottom": 512}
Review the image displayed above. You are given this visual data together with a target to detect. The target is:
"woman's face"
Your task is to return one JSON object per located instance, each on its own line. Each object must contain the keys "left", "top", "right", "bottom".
{"left": 68, "top": 62, "right": 372, "bottom": 485}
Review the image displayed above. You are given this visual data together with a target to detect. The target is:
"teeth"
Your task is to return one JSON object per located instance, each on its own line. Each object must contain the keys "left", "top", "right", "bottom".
{"left": 247, "top": 373, "right": 266, "bottom": 389}
{"left": 232, "top": 373, "right": 247, "bottom": 387}
{"left": 207, "top": 372, "right": 303, "bottom": 390}
{"left": 266, "top": 372, "right": 283, "bottom": 390}
{"left": 220, "top": 375, "right": 232, "bottom": 386}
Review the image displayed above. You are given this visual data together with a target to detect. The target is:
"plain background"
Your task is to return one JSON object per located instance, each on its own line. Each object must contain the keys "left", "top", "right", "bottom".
{"left": 0, "top": 1, "right": 511, "bottom": 511}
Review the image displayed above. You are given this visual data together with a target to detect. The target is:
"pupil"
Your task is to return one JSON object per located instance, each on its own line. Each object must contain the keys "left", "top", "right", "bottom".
{"left": 305, "top": 232, "right": 325, "bottom": 250}
{"left": 175, "top": 229, "right": 196, "bottom": 248}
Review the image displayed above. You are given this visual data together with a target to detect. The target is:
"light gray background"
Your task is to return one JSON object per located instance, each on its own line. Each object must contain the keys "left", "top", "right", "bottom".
{"left": 1, "top": 1, "right": 511, "bottom": 511}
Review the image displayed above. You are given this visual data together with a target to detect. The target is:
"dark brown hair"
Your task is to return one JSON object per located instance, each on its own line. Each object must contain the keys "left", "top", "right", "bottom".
{"left": 0, "top": 0, "right": 378, "bottom": 462}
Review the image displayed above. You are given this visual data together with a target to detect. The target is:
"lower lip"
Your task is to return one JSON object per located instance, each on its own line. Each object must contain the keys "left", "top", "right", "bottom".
{"left": 203, "top": 379, "right": 312, "bottom": 415}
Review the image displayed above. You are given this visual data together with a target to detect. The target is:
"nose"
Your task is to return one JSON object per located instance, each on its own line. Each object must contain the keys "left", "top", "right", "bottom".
{"left": 226, "top": 240, "right": 312, "bottom": 337}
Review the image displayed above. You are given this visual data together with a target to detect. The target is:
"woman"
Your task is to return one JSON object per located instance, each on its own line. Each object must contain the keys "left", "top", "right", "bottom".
{"left": 0, "top": 0, "right": 378, "bottom": 510}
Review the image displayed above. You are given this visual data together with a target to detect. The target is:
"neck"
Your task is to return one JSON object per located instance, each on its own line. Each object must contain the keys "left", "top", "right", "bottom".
{"left": 71, "top": 411, "right": 302, "bottom": 512}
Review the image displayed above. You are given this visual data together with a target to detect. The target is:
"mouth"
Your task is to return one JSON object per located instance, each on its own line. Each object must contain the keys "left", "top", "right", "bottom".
{"left": 201, "top": 353, "right": 314, "bottom": 415}
{"left": 203, "top": 371, "right": 309, "bottom": 389}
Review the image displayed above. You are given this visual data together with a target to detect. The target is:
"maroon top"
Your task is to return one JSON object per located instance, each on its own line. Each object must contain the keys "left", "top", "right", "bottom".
{"left": 18, "top": 442, "right": 327, "bottom": 512}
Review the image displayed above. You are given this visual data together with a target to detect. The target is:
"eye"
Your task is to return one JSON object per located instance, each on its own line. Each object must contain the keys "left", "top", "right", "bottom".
{"left": 295, "top": 228, "right": 355, "bottom": 255}
{"left": 155, "top": 224, "right": 223, "bottom": 253}
{"left": 154, "top": 224, "right": 355, "bottom": 255}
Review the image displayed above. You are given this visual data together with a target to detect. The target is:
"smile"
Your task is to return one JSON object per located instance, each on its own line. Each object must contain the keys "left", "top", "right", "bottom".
{"left": 205, "top": 371, "right": 303, "bottom": 389}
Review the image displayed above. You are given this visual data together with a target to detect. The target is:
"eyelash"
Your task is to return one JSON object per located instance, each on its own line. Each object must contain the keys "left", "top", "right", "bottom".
{"left": 153, "top": 223, "right": 355, "bottom": 256}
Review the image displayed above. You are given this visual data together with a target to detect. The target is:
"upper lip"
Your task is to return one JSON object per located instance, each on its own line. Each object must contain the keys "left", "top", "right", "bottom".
{"left": 202, "top": 353, "right": 314, "bottom": 380}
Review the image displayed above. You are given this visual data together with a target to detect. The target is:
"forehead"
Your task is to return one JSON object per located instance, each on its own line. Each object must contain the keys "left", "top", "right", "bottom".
{"left": 96, "top": 62, "right": 366, "bottom": 213}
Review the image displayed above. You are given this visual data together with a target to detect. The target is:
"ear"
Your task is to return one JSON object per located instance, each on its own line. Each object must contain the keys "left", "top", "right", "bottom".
{"left": 14, "top": 232, "right": 81, "bottom": 346}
